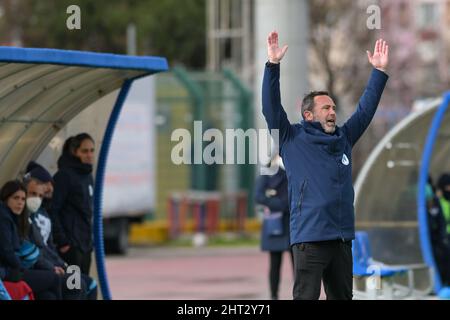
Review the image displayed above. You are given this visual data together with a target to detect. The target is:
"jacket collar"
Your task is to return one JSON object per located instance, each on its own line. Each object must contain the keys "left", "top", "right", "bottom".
{"left": 301, "top": 120, "right": 341, "bottom": 134}
{"left": 301, "top": 121, "right": 345, "bottom": 155}
{"left": 57, "top": 153, "right": 93, "bottom": 175}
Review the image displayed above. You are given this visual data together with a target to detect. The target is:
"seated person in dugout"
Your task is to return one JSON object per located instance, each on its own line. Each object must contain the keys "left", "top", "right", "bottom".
{"left": 0, "top": 180, "right": 62, "bottom": 300}
{"left": 24, "top": 166, "right": 97, "bottom": 300}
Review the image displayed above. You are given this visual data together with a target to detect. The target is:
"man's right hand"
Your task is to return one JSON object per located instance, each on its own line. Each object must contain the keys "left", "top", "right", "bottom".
{"left": 59, "top": 245, "right": 70, "bottom": 254}
{"left": 267, "top": 31, "right": 288, "bottom": 64}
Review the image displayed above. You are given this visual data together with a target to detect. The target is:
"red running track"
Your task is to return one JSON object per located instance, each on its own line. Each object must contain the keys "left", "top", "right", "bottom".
{"left": 105, "top": 246, "right": 315, "bottom": 300}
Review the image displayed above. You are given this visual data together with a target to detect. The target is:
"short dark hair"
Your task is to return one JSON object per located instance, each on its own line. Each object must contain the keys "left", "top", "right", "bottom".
{"left": 301, "top": 91, "right": 330, "bottom": 119}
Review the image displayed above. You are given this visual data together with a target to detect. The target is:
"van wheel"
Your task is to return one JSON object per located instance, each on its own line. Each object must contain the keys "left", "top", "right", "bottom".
{"left": 106, "top": 219, "right": 129, "bottom": 255}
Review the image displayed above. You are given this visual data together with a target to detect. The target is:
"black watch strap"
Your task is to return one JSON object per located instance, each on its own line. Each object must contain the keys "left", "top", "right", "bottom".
{"left": 266, "top": 61, "right": 280, "bottom": 67}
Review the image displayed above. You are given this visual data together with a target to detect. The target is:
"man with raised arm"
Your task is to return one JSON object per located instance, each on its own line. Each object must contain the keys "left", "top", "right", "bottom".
{"left": 262, "top": 31, "right": 389, "bottom": 300}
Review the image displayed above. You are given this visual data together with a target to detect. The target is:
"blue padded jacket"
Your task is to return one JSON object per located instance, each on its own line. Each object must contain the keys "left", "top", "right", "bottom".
{"left": 262, "top": 62, "right": 388, "bottom": 245}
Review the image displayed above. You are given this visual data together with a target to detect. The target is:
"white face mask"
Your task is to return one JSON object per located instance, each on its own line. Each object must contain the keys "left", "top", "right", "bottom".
{"left": 26, "top": 196, "right": 42, "bottom": 213}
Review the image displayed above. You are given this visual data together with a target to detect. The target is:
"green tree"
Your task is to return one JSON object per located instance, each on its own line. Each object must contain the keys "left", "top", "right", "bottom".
{"left": 1, "top": 0, "right": 206, "bottom": 68}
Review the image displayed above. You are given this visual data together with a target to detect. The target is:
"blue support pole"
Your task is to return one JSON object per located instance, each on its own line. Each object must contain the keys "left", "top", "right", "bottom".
{"left": 93, "top": 79, "right": 134, "bottom": 300}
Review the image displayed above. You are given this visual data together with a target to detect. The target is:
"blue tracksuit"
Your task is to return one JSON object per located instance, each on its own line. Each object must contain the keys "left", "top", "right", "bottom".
{"left": 262, "top": 62, "right": 388, "bottom": 245}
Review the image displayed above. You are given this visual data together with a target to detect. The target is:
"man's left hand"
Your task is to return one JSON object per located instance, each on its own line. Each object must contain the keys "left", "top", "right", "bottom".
{"left": 367, "top": 39, "right": 389, "bottom": 73}
{"left": 54, "top": 266, "right": 65, "bottom": 275}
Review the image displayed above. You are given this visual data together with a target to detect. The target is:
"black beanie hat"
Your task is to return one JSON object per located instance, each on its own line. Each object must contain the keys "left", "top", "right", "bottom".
{"left": 26, "top": 161, "right": 53, "bottom": 183}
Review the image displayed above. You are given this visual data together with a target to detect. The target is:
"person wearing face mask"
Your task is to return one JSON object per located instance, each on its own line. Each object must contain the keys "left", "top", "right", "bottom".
{"left": 0, "top": 180, "right": 62, "bottom": 300}
{"left": 24, "top": 176, "right": 97, "bottom": 300}
{"left": 50, "top": 133, "right": 96, "bottom": 276}
{"left": 25, "top": 177, "right": 62, "bottom": 270}
{"left": 26, "top": 161, "right": 54, "bottom": 212}
{"left": 24, "top": 161, "right": 57, "bottom": 246}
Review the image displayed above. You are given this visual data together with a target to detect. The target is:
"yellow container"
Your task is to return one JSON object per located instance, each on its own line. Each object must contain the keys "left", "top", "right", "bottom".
{"left": 129, "top": 220, "right": 170, "bottom": 245}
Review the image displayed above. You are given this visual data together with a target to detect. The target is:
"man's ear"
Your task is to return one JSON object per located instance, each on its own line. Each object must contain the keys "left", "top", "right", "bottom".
{"left": 303, "top": 110, "right": 313, "bottom": 121}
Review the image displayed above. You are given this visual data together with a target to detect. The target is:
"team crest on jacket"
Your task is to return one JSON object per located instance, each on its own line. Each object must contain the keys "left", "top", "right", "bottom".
{"left": 342, "top": 153, "right": 349, "bottom": 166}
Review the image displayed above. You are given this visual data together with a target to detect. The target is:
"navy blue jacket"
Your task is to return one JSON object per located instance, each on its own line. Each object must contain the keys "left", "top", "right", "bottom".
{"left": 50, "top": 153, "right": 94, "bottom": 253}
{"left": 255, "top": 167, "right": 290, "bottom": 251}
{"left": 262, "top": 63, "right": 388, "bottom": 244}
{"left": 29, "top": 209, "right": 67, "bottom": 269}
{"left": 0, "top": 202, "right": 55, "bottom": 275}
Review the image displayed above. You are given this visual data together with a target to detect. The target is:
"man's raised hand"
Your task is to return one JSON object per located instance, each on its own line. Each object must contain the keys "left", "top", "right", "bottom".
{"left": 367, "top": 39, "right": 389, "bottom": 73}
{"left": 267, "top": 31, "right": 288, "bottom": 64}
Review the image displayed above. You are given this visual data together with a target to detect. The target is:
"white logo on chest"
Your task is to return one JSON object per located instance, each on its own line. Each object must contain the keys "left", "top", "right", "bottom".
{"left": 342, "top": 153, "right": 349, "bottom": 166}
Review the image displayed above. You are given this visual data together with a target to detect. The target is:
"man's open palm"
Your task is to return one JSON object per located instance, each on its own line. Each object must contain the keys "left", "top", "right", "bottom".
{"left": 267, "top": 31, "right": 288, "bottom": 64}
{"left": 367, "top": 39, "right": 389, "bottom": 72}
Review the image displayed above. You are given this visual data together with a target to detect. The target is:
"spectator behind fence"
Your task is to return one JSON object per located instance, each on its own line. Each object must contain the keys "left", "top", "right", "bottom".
{"left": 24, "top": 173, "right": 97, "bottom": 300}
{"left": 0, "top": 180, "right": 62, "bottom": 299}
{"left": 426, "top": 176, "right": 450, "bottom": 285}
{"left": 437, "top": 173, "right": 450, "bottom": 245}
{"left": 255, "top": 154, "right": 293, "bottom": 300}
{"left": 50, "top": 133, "right": 96, "bottom": 275}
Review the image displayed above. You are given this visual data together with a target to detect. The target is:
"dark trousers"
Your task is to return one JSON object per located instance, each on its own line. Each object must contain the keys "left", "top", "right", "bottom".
{"left": 61, "top": 273, "right": 97, "bottom": 300}
{"left": 23, "top": 269, "right": 62, "bottom": 300}
{"left": 292, "top": 240, "right": 353, "bottom": 300}
{"left": 432, "top": 242, "right": 450, "bottom": 285}
{"left": 269, "top": 251, "right": 294, "bottom": 299}
{"left": 61, "top": 246, "right": 92, "bottom": 276}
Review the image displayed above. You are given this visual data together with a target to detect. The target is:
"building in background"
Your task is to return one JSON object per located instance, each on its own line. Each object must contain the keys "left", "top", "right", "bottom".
{"left": 206, "top": 0, "right": 310, "bottom": 130}
{"left": 380, "top": 0, "right": 450, "bottom": 107}
{"left": 206, "top": 0, "right": 254, "bottom": 86}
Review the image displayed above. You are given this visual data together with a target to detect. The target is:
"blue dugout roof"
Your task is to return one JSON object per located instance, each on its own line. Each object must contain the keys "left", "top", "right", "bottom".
{"left": 0, "top": 47, "right": 168, "bottom": 183}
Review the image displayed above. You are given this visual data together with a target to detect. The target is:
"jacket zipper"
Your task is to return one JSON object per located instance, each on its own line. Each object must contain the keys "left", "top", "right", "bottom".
{"left": 338, "top": 157, "right": 344, "bottom": 242}
{"left": 297, "top": 180, "right": 307, "bottom": 215}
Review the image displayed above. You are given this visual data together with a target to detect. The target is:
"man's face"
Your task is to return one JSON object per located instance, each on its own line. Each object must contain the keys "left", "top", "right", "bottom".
{"left": 27, "top": 180, "right": 45, "bottom": 199}
{"left": 304, "top": 95, "right": 337, "bottom": 134}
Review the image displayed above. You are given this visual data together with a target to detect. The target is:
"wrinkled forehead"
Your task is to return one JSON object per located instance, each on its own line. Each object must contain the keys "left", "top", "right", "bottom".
{"left": 313, "top": 95, "right": 336, "bottom": 108}
{"left": 28, "top": 180, "right": 45, "bottom": 195}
